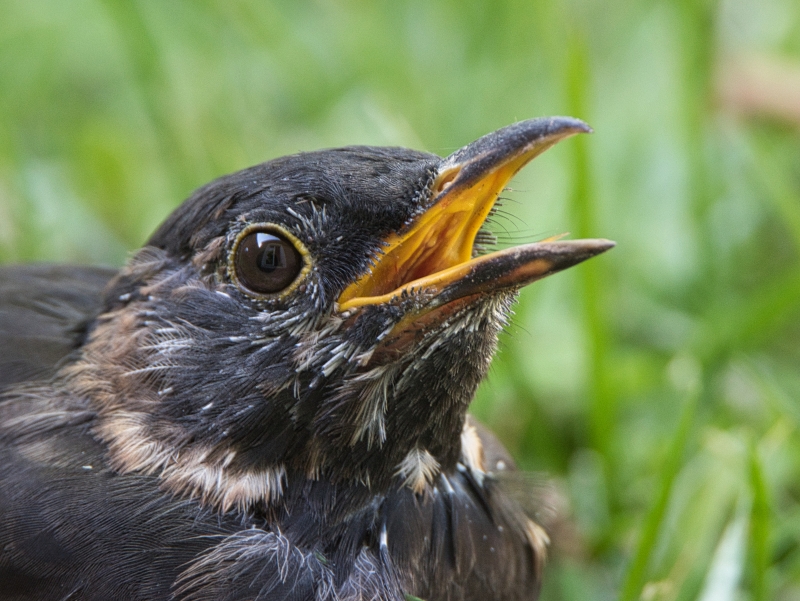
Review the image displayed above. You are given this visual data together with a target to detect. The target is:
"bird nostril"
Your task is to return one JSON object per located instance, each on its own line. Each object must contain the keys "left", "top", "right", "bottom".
{"left": 433, "top": 168, "right": 460, "bottom": 196}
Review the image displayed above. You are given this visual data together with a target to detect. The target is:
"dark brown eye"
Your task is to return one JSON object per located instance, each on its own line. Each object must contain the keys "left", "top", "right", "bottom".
{"left": 235, "top": 230, "right": 304, "bottom": 295}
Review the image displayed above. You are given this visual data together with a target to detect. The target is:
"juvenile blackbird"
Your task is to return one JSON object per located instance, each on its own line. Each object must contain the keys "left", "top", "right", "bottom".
{"left": 0, "top": 117, "right": 613, "bottom": 601}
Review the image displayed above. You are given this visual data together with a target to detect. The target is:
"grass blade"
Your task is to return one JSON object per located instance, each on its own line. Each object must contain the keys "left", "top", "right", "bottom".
{"left": 618, "top": 386, "right": 700, "bottom": 601}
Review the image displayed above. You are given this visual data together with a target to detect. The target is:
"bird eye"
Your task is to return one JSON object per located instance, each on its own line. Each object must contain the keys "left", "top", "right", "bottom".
{"left": 234, "top": 230, "right": 304, "bottom": 295}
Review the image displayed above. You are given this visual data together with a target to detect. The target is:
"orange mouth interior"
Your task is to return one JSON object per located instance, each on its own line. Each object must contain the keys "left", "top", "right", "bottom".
{"left": 337, "top": 155, "right": 531, "bottom": 312}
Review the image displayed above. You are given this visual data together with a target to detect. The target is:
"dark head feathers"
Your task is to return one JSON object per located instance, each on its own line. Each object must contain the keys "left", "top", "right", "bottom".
{"left": 148, "top": 146, "right": 438, "bottom": 260}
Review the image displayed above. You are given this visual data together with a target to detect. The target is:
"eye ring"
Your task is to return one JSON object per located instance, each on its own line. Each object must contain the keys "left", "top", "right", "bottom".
{"left": 228, "top": 223, "right": 311, "bottom": 299}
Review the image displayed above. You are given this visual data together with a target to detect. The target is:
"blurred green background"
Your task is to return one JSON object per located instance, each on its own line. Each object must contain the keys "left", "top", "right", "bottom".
{"left": 2, "top": 1, "right": 800, "bottom": 599}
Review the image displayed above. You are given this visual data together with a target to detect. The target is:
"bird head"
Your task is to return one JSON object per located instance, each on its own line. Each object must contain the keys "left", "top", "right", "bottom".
{"left": 70, "top": 117, "right": 613, "bottom": 512}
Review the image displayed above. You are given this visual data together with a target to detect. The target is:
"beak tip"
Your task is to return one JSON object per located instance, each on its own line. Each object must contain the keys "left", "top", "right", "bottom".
{"left": 574, "top": 238, "right": 616, "bottom": 261}
{"left": 537, "top": 238, "right": 615, "bottom": 271}
{"left": 546, "top": 116, "right": 592, "bottom": 137}
{"left": 590, "top": 238, "right": 615, "bottom": 252}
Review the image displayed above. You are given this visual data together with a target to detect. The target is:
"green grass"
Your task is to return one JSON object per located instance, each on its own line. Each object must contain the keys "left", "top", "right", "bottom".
{"left": 2, "top": 1, "right": 800, "bottom": 599}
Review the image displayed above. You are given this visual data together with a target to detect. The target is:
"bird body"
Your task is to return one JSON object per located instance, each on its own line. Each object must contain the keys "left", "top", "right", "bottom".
{"left": 0, "top": 118, "right": 612, "bottom": 600}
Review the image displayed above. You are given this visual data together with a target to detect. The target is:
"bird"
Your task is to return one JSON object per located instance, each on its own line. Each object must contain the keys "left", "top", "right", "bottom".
{"left": 0, "top": 117, "right": 613, "bottom": 601}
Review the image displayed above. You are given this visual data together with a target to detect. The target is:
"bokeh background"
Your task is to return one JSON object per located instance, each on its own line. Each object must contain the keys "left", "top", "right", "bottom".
{"left": 2, "top": 1, "right": 800, "bottom": 599}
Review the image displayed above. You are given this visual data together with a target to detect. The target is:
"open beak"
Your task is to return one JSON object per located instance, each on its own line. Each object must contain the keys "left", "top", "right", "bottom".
{"left": 336, "top": 117, "right": 614, "bottom": 314}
